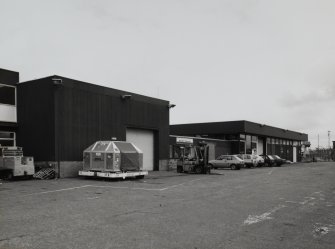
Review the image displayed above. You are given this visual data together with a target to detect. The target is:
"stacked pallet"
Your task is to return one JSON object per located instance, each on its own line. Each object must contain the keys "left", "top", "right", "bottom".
{"left": 33, "top": 168, "right": 56, "bottom": 179}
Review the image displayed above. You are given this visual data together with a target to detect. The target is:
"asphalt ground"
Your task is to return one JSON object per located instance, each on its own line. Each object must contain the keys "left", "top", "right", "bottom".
{"left": 0, "top": 162, "right": 335, "bottom": 249}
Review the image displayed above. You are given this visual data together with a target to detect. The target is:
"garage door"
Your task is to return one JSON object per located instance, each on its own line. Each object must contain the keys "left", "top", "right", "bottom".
{"left": 126, "top": 129, "right": 154, "bottom": 171}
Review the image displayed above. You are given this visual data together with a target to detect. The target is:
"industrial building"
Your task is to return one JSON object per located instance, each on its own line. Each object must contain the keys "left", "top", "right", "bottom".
{"left": 170, "top": 121, "right": 309, "bottom": 162}
{"left": 0, "top": 69, "right": 18, "bottom": 148}
{"left": 16, "top": 75, "right": 171, "bottom": 176}
{"left": 1, "top": 67, "right": 311, "bottom": 177}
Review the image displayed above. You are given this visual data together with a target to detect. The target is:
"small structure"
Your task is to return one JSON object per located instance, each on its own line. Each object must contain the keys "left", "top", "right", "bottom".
{"left": 79, "top": 141, "right": 147, "bottom": 179}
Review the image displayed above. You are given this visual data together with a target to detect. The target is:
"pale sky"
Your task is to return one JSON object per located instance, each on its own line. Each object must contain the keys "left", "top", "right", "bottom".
{"left": 1, "top": 0, "right": 334, "bottom": 148}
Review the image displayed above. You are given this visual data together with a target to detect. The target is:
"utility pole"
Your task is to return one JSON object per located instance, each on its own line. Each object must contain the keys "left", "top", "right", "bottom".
{"left": 318, "top": 134, "right": 319, "bottom": 150}
{"left": 328, "top": 131, "right": 331, "bottom": 149}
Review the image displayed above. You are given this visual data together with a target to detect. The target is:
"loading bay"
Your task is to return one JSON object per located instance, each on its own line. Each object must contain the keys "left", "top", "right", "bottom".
{"left": 1, "top": 162, "right": 335, "bottom": 249}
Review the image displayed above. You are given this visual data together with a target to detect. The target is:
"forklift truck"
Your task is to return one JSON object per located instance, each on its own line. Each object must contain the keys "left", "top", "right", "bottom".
{"left": 176, "top": 141, "right": 211, "bottom": 174}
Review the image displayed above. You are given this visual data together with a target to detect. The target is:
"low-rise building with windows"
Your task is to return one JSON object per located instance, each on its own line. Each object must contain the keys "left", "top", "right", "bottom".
{"left": 170, "top": 121, "right": 308, "bottom": 162}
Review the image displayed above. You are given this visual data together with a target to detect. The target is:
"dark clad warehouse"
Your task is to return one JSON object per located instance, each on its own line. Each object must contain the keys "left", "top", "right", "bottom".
{"left": 16, "top": 76, "right": 171, "bottom": 176}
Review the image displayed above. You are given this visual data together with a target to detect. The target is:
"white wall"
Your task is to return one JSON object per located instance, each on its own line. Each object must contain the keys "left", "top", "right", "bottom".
{"left": 257, "top": 138, "right": 263, "bottom": 155}
{"left": 0, "top": 104, "right": 16, "bottom": 122}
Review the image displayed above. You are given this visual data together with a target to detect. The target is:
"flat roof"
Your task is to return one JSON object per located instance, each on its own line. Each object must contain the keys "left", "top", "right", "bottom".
{"left": 170, "top": 120, "right": 308, "bottom": 141}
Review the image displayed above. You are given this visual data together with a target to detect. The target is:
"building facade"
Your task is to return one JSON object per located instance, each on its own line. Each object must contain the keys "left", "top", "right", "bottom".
{"left": 0, "top": 68, "right": 19, "bottom": 148}
{"left": 170, "top": 121, "right": 309, "bottom": 162}
{"left": 16, "top": 75, "right": 171, "bottom": 176}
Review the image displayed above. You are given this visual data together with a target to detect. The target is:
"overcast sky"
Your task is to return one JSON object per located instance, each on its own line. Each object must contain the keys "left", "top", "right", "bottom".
{"left": 1, "top": 0, "right": 334, "bottom": 148}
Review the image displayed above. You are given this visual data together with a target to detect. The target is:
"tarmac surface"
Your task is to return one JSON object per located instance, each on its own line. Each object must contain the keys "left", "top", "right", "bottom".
{"left": 1, "top": 162, "right": 335, "bottom": 249}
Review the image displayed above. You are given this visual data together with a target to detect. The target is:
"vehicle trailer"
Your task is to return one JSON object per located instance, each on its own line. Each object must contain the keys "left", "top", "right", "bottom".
{"left": 79, "top": 141, "right": 148, "bottom": 179}
{"left": 0, "top": 147, "right": 34, "bottom": 179}
{"left": 176, "top": 142, "right": 211, "bottom": 174}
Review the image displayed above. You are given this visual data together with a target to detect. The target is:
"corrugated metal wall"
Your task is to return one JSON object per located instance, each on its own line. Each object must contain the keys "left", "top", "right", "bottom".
{"left": 17, "top": 76, "right": 170, "bottom": 167}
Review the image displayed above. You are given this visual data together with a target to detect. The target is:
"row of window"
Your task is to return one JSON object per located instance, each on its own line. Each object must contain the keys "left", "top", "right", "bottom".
{"left": 239, "top": 134, "right": 301, "bottom": 146}
{"left": 0, "top": 85, "right": 16, "bottom": 106}
{"left": 266, "top": 137, "right": 300, "bottom": 146}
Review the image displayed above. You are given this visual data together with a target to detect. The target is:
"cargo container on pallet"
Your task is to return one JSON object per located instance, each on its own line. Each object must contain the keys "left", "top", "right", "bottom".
{"left": 79, "top": 141, "right": 148, "bottom": 179}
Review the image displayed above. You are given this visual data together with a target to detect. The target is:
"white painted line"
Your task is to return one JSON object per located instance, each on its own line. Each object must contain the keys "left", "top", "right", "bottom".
{"left": 25, "top": 185, "right": 92, "bottom": 196}
{"left": 23, "top": 178, "right": 204, "bottom": 196}
{"left": 268, "top": 168, "right": 275, "bottom": 175}
{"left": 159, "top": 178, "right": 203, "bottom": 191}
{"left": 299, "top": 197, "right": 315, "bottom": 205}
{"left": 87, "top": 196, "right": 100, "bottom": 200}
{"left": 89, "top": 185, "right": 163, "bottom": 191}
{"left": 285, "top": 200, "right": 299, "bottom": 204}
{"left": 243, "top": 205, "right": 286, "bottom": 225}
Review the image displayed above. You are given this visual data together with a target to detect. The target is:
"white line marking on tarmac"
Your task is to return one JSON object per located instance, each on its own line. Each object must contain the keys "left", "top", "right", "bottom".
{"left": 243, "top": 205, "right": 286, "bottom": 225}
{"left": 25, "top": 185, "right": 92, "bottom": 196}
{"left": 89, "top": 185, "right": 163, "bottom": 191}
{"left": 285, "top": 200, "right": 298, "bottom": 204}
{"left": 268, "top": 168, "right": 275, "bottom": 175}
{"left": 23, "top": 178, "right": 203, "bottom": 196}
{"left": 87, "top": 196, "right": 100, "bottom": 200}
{"left": 159, "top": 178, "right": 203, "bottom": 191}
{"left": 299, "top": 197, "right": 315, "bottom": 205}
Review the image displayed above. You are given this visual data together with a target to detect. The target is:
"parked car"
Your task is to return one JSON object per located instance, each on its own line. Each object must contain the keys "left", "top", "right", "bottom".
{"left": 237, "top": 154, "right": 257, "bottom": 168}
{"left": 254, "top": 155, "right": 265, "bottom": 167}
{"left": 260, "top": 155, "right": 275, "bottom": 167}
{"left": 209, "top": 155, "right": 244, "bottom": 170}
{"left": 271, "top": 155, "right": 285, "bottom": 166}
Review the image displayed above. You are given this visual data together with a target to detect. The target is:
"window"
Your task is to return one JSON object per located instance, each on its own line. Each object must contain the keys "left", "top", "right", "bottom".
{"left": 0, "top": 85, "right": 16, "bottom": 106}
{"left": 246, "top": 135, "right": 252, "bottom": 154}
{"left": 0, "top": 131, "right": 15, "bottom": 147}
{"left": 239, "top": 141, "right": 245, "bottom": 154}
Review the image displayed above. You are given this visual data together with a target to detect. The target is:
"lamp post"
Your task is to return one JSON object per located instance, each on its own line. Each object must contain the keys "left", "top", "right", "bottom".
{"left": 318, "top": 134, "right": 319, "bottom": 150}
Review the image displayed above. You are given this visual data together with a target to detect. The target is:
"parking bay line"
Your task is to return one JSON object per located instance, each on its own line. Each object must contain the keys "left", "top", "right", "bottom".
{"left": 23, "top": 178, "right": 204, "bottom": 196}
{"left": 268, "top": 168, "right": 275, "bottom": 175}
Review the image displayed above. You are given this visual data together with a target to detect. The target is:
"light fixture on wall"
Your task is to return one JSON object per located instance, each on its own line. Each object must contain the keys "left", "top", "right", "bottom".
{"left": 168, "top": 104, "right": 176, "bottom": 109}
{"left": 121, "top": 94, "right": 132, "bottom": 100}
{"left": 52, "top": 78, "right": 63, "bottom": 86}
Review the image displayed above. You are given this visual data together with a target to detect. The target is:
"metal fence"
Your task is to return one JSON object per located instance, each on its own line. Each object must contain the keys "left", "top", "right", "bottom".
{"left": 303, "top": 148, "right": 335, "bottom": 162}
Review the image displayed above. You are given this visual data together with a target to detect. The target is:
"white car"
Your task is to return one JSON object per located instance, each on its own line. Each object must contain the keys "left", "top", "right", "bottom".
{"left": 237, "top": 154, "right": 257, "bottom": 168}
{"left": 254, "top": 155, "right": 265, "bottom": 167}
{"left": 209, "top": 155, "right": 244, "bottom": 170}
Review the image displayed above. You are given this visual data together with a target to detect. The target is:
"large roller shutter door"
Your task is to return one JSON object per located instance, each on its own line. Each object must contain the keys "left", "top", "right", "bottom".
{"left": 126, "top": 129, "right": 154, "bottom": 171}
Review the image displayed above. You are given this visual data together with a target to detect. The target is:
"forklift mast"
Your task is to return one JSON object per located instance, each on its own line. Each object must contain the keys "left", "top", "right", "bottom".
{"left": 176, "top": 141, "right": 210, "bottom": 174}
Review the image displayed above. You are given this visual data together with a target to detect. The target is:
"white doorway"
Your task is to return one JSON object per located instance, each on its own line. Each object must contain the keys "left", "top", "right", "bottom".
{"left": 126, "top": 129, "right": 154, "bottom": 171}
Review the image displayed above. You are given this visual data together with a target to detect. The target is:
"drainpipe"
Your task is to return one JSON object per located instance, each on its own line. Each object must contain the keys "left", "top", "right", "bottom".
{"left": 52, "top": 78, "right": 63, "bottom": 178}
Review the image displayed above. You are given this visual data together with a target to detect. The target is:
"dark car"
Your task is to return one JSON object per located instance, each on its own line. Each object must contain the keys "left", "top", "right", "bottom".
{"left": 271, "top": 155, "right": 286, "bottom": 166}
{"left": 260, "top": 155, "right": 275, "bottom": 167}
